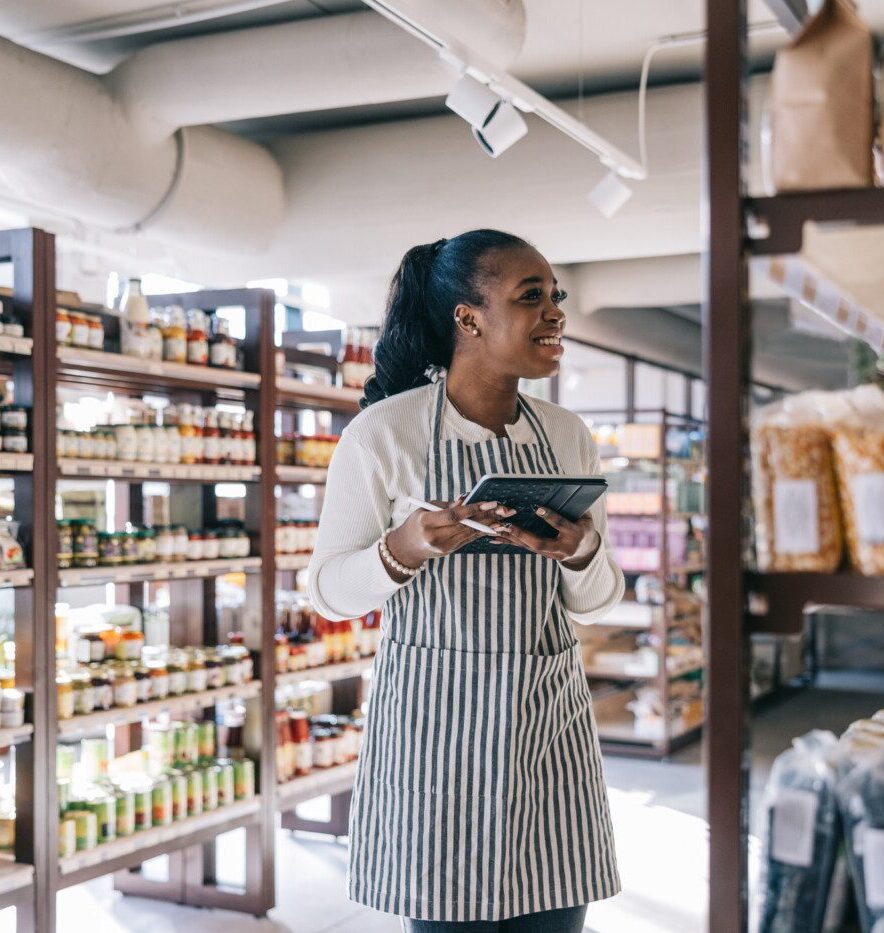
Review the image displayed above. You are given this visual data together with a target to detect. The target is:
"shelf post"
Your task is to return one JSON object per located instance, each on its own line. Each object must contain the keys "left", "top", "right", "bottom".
{"left": 704, "top": 2, "right": 751, "bottom": 931}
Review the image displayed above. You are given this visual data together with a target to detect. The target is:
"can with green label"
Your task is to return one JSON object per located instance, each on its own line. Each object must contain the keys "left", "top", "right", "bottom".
{"left": 197, "top": 721, "right": 216, "bottom": 763}
{"left": 167, "top": 769, "right": 188, "bottom": 821}
{"left": 134, "top": 786, "right": 152, "bottom": 832}
{"left": 233, "top": 758, "right": 255, "bottom": 800}
{"left": 86, "top": 795, "right": 116, "bottom": 844}
{"left": 201, "top": 765, "right": 219, "bottom": 811}
{"left": 152, "top": 776, "right": 173, "bottom": 827}
{"left": 185, "top": 767, "right": 203, "bottom": 816}
{"left": 217, "top": 760, "right": 235, "bottom": 807}
{"left": 114, "top": 788, "right": 135, "bottom": 838}
{"left": 57, "top": 777, "right": 71, "bottom": 816}
{"left": 146, "top": 723, "right": 172, "bottom": 771}
{"left": 173, "top": 721, "right": 199, "bottom": 767}
{"left": 58, "top": 818, "right": 77, "bottom": 858}
{"left": 70, "top": 809, "right": 97, "bottom": 851}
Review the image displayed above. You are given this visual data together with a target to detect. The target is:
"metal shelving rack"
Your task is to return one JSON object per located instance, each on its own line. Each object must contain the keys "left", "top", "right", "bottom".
{"left": 704, "top": 4, "right": 884, "bottom": 931}
{"left": 577, "top": 408, "right": 706, "bottom": 758}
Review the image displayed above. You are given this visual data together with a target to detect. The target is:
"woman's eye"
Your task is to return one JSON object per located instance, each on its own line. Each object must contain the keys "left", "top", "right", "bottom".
{"left": 521, "top": 289, "right": 542, "bottom": 301}
{"left": 553, "top": 290, "right": 568, "bottom": 305}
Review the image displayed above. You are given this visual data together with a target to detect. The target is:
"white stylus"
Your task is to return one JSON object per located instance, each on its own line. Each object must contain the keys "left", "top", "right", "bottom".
{"left": 407, "top": 497, "right": 498, "bottom": 535}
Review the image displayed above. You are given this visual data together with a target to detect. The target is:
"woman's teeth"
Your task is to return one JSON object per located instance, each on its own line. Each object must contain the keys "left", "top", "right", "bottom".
{"left": 535, "top": 337, "right": 561, "bottom": 346}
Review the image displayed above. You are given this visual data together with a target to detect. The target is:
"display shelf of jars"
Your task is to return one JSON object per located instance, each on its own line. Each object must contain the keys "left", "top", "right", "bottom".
{"left": 0, "top": 335, "right": 32, "bottom": 357}
{"left": 57, "top": 681, "right": 262, "bottom": 738}
{"left": 0, "top": 568, "right": 33, "bottom": 589}
{"left": 276, "top": 761, "right": 358, "bottom": 810}
{"left": 0, "top": 858, "right": 34, "bottom": 897}
{"left": 275, "top": 377, "right": 362, "bottom": 413}
{"left": 0, "top": 724, "right": 34, "bottom": 747}
{"left": 276, "top": 465, "right": 328, "bottom": 485}
{"left": 58, "top": 796, "right": 261, "bottom": 885}
{"left": 275, "top": 553, "right": 312, "bottom": 572}
{"left": 276, "top": 657, "right": 373, "bottom": 688}
{"left": 57, "top": 346, "right": 260, "bottom": 391}
{"left": 58, "top": 557, "right": 261, "bottom": 588}
{"left": 58, "top": 459, "right": 261, "bottom": 482}
{"left": 0, "top": 453, "right": 33, "bottom": 473}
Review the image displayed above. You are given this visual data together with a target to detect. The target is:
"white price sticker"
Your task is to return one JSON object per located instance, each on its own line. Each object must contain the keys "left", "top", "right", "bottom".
{"left": 770, "top": 788, "right": 818, "bottom": 867}
{"left": 864, "top": 826, "right": 884, "bottom": 910}
{"left": 853, "top": 473, "right": 884, "bottom": 545}
{"left": 773, "top": 479, "right": 820, "bottom": 555}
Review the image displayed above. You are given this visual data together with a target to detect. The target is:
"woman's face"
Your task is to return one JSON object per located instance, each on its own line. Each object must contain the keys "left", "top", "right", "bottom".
{"left": 456, "top": 245, "right": 567, "bottom": 381}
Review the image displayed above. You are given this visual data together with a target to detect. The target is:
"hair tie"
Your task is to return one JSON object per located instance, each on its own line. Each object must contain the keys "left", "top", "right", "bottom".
{"left": 424, "top": 364, "right": 445, "bottom": 384}
{"left": 431, "top": 238, "right": 447, "bottom": 256}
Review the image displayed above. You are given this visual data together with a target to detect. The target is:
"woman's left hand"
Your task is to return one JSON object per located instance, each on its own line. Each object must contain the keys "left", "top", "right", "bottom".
{"left": 491, "top": 507, "right": 602, "bottom": 569}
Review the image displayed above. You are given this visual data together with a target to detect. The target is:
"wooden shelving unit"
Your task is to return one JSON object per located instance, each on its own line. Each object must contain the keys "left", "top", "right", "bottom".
{"left": 275, "top": 553, "right": 312, "bottom": 571}
{"left": 277, "top": 762, "right": 359, "bottom": 810}
{"left": 58, "top": 557, "right": 260, "bottom": 588}
{"left": 275, "top": 377, "right": 362, "bottom": 413}
{"left": 58, "top": 459, "right": 260, "bottom": 482}
{"left": 276, "top": 464, "right": 328, "bottom": 485}
{"left": 276, "top": 657, "right": 373, "bottom": 688}
{"left": 577, "top": 408, "right": 706, "bottom": 758}
{"left": 704, "top": 5, "right": 884, "bottom": 930}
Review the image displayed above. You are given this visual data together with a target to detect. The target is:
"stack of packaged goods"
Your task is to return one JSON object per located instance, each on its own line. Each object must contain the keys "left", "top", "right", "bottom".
{"left": 275, "top": 433, "right": 339, "bottom": 470}
{"left": 55, "top": 610, "right": 255, "bottom": 721}
{"left": 274, "top": 708, "right": 365, "bottom": 784}
{"left": 57, "top": 719, "right": 257, "bottom": 858}
{"left": 275, "top": 593, "right": 381, "bottom": 673}
{"left": 759, "top": 711, "right": 884, "bottom": 933}
{"left": 751, "top": 384, "right": 883, "bottom": 575}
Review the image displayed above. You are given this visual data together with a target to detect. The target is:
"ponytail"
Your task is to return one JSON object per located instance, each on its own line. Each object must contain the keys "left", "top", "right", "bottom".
{"left": 361, "top": 228, "right": 529, "bottom": 408}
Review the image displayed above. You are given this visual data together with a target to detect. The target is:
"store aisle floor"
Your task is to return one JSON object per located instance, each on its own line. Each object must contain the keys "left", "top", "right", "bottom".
{"left": 12, "top": 672, "right": 879, "bottom": 933}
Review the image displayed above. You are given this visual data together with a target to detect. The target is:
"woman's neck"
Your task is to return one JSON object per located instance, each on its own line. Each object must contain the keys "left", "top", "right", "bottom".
{"left": 445, "top": 360, "right": 520, "bottom": 437}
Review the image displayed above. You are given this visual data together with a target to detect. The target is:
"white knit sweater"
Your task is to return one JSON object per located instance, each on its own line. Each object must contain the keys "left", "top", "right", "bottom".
{"left": 306, "top": 383, "right": 625, "bottom": 625}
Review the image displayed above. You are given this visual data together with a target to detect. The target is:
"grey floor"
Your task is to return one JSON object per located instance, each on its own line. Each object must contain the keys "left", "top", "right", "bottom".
{"left": 9, "top": 670, "right": 882, "bottom": 933}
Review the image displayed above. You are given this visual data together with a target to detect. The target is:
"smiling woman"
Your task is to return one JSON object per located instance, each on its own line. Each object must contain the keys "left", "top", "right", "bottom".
{"left": 307, "top": 229, "right": 624, "bottom": 933}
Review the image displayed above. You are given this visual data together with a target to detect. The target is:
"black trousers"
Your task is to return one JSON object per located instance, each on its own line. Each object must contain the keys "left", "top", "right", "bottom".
{"left": 401, "top": 905, "right": 588, "bottom": 932}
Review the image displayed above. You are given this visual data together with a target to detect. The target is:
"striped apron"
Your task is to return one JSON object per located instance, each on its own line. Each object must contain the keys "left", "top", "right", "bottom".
{"left": 348, "top": 379, "right": 619, "bottom": 922}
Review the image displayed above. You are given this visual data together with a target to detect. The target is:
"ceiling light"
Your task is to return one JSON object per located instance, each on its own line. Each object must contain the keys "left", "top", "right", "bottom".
{"left": 472, "top": 101, "right": 528, "bottom": 158}
{"left": 445, "top": 73, "right": 501, "bottom": 128}
{"left": 588, "top": 171, "right": 633, "bottom": 219}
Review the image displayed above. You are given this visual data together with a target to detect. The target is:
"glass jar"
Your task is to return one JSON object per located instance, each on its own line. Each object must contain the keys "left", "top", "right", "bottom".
{"left": 155, "top": 526, "right": 175, "bottom": 563}
{"left": 135, "top": 424, "right": 154, "bottom": 463}
{"left": 186, "top": 652, "right": 207, "bottom": 693}
{"left": 120, "top": 530, "right": 138, "bottom": 565}
{"left": 186, "top": 310, "right": 209, "bottom": 366}
{"left": 136, "top": 527, "right": 156, "bottom": 563}
{"left": 204, "top": 653, "right": 224, "bottom": 690}
{"left": 91, "top": 670, "right": 113, "bottom": 711}
{"left": 172, "top": 525, "right": 189, "bottom": 562}
{"left": 97, "top": 531, "right": 122, "bottom": 567}
{"left": 165, "top": 424, "right": 182, "bottom": 464}
{"left": 148, "top": 662, "right": 169, "bottom": 700}
{"left": 312, "top": 730, "right": 334, "bottom": 769}
{"left": 114, "top": 424, "right": 137, "bottom": 461}
{"left": 72, "top": 520, "right": 98, "bottom": 568}
{"left": 56, "top": 307, "right": 72, "bottom": 346}
{"left": 1, "top": 406, "right": 28, "bottom": 432}
{"left": 134, "top": 666, "right": 152, "bottom": 703}
{"left": 57, "top": 520, "right": 74, "bottom": 568}
{"left": 217, "top": 527, "right": 238, "bottom": 560}
{"left": 162, "top": 307, "right": 187, "bottom": 363}
{"left": 276, "top": 435, "right": 294, "bottom": 466}
{"left": 77, "top": 431, "right": 95, "bottom": 460}
{"left": 274, "top": 635, "right": 289, "bottom": 674}
{"left": 93, "top": 430, "right": 108, "bottom": 461}
{"left": 113, "top": 666, "right": 137, "bottom": 708}
{"left": 167, "top": 660, "right": 186, "bottom": 697}
{"left": 87, "top": 314, "right": 104, "bottom": 350}
{"left": 102, "top": 428, "right": 117, "bottom": 460}
{"left": 152, "top": 424, "right": 168, "bottom": 464}
{"left": 115, "top": 629, "right": 144, "bottom": 662}
{"left": 72, "top": 671, "right": 95, "bottom": 715}
{"left": 57, "top": 673, "right": 75, "bottom": 720}
{"left": 186, "top": 531, "right": 203, "bottom": 562}
{"left": 221, "top": 650, "right": 243, "bottom": 686}
{"left": 202, "top": 410, "right": 221, "bottom": 464}
{"left": 202, "top": 531, "right": 220, "bottom": 561}
{"left": 70, "top": 312, "right": 90, "bottom": 348}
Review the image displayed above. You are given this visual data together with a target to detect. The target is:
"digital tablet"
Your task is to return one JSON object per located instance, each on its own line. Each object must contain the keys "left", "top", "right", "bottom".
{"left": 459, "top": 474, "right": 607, "bottom": 555}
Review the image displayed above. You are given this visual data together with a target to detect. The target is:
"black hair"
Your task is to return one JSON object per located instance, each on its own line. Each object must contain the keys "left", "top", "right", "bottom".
{"left": 360, "top": 228, "right": 530, "bottom": 408}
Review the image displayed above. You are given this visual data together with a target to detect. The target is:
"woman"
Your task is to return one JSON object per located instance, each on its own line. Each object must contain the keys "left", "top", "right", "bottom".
{"left": 307, "top": 229, "right": 624, "bottom": 932}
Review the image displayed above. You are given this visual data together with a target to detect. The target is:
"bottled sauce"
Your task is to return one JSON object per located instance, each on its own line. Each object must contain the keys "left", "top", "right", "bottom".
{"left": 209, "top": 316, "right": 236, "bottom": 369}
{"left": 339, "top": 328, "right": 361, "bottom": 388}
{"left": 202, "top": 409, "right": 221, "bottom": 464}
{"left": 358, "top": 330, "right": 374, "bottom": 385}
{"left": 70, "top": 312, "right": 90, "bottom": 349}
{"left": 56, "top": 307, "right": 72, "bottom": 346}
{"left": 88, "top": 314, "right": 105, "bottom": 350}
{"left": 241, "top": 411, "right": 256, "bottom": 465}
{"left": 186, "top": 310, "right": 209, "bottom": 366}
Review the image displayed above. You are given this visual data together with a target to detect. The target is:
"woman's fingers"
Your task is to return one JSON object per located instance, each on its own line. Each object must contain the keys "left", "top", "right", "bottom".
{"left": 533, "top": 506, "right": 579, "bottom": 534}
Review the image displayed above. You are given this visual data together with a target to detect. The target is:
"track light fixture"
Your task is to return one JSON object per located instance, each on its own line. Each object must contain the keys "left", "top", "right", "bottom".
{"left": 587, "top": 170, "right": 633, "bottom": 219}
{"left": 445, "top": 73, "right": 528, "bottom": 158}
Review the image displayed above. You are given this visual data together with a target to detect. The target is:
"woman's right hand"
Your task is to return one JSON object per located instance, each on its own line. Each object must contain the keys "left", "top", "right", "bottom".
{"left": 384, "top": 497, "right": 514, "bottom": 573}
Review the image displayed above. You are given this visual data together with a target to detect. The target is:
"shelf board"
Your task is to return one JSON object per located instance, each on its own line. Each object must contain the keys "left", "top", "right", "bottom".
{"left": 58, "top": 797, "right": 261, "bottom": 887}
{"left": 0, "top": 334, "right": 33, "bottom": 357}
{"left": 275, "top": 553, "right": 311, "bottom": 571}
{"left": 585, "top": 663, "right": 704, "bottom": 682}
{"left": 0, "top": 859, "right": 34, "bottom": 898}
{"left": 746, "top": 570, "right": 884, "bottom": 634}
{"left": 276, "top": 656, "right": 373, "bottom": 688}
{"left": 0, "top": 724, "right": 34, "bottom": 746}
{"left": 59, "top": 556, "right": 260, "bottom": 588}
{"left": 0, "top": 453, "right": 33, "bottom": 473}
{"left": 746, "top": 188, "right": 884, "bottom": 256}
{"left": 276, "top": 465, "right": 328, "bottom": 485}
{"left": 57, "top": 681, "right": 262, "bottom": 737}
{"left": 276, "top": 377, "right": 362, "bottom": 413}
{"left": 57, "top": 346, "right": 260, "bottom": 391}
{"left": 0, "top": 568, "right": 33, "bottom": 588}
{"left": 58, "top": 459, "right": 261, "bottom": 483}
{"left": 277, "top": 761, "right": 358, "bottom": 810}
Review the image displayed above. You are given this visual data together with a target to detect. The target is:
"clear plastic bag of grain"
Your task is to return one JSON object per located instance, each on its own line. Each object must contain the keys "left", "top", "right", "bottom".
{"left": 830, "top": 385, "right": 884, "bottom": 576}
{"left": 751, "top": 395, "right": 844, "bottom": 572}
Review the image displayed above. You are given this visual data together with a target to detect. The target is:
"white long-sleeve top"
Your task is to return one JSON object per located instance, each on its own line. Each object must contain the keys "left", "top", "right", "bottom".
{"left": 307, "top": 383, "right": 625, "bottom": 626}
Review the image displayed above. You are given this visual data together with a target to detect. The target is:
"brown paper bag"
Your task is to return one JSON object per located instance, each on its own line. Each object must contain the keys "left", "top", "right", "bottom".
{"left": 771, "top": 0, "right": 874, "bottom": 192}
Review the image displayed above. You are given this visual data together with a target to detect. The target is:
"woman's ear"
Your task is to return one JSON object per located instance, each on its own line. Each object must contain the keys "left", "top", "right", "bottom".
{"left": 454, "top": 303, "right": 482, "bottom": 338}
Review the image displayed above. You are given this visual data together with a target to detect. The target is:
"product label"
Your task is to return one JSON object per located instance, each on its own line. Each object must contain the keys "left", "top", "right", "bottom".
{"left": 773, "top": 479, "right": 820, "bottom": 555}
{"left": 770, "top": 788, "right": 818, "bottom": 867}
{"left": 864, "top": 826, "right": 884, "bottom": 909}
{"left": 852, "top": 473, "right": 884, "bottom": 544}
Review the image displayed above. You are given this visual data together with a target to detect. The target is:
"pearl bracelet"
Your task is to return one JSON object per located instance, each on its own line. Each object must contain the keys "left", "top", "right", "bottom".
{"left": 379, "top": 530, "right": 424, "bottom": 577}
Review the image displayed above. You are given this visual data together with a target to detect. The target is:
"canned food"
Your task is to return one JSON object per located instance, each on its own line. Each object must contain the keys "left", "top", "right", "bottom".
{"left": 197, "top": 721, "right": 216, "bottom": 763}
{"left": 168, "top": 770, "right": 188, "bottom": 822}
{"left": 233, "top": 758, "right": 256, "bottom": 801}
{"left": 201, "top": 766, "right": 219, "bottom": 811}
{"left": 217, "top": 760, "right": 235, "bottom": 807}
{"left": 70, "top": 809, "right": 98, "bottom": 851}
{"left": 186, "top": 768, "right": 204, "bottom": 817}
{"left": 0, "top": 816, "right": 14, "bottom": 852}
{"left": 58, "top": 818, "right": 77, "bottom": 858}
{"left": 172, "top": 721, "right": 198, "bottom": 767}
{"left": 86, "top": 795, "right": 116, "bottom": 843}
{"left": 115, "top": 788, "right": 135, "bottom": 837}
{"left": 146, "top": 723, "right": 172, "bottom": 770}
{"left": 80, "top": 738, "right": 110, "bottom": 781}
{"left": 57, "top": 777, "right": 71, "bottom": 815}
{"left": 134, "top": 787, "right": 152, "bottom": 832}
{"left": 151, "top": 777, "right": 173, "bottom": 827}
